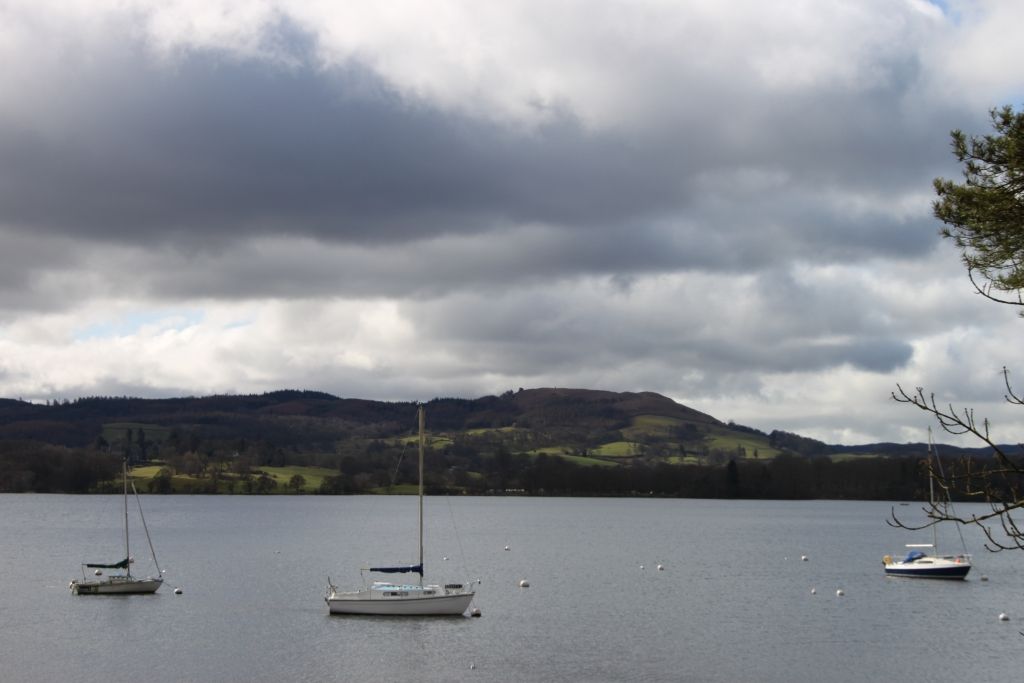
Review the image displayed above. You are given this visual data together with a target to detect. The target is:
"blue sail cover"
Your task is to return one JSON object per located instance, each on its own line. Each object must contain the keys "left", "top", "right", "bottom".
{"left": 369, "top": 564, "right": 423, "bottom": 575}
{"left": 903, "top": 550, "right": 926, "bottom": 562}
{"left": 85, "top": 557, "right": 130, "bottom": 569}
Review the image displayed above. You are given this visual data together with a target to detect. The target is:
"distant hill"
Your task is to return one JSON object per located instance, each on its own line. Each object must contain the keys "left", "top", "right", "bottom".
{"left": 0, "top": 387, "right": 1016, "bottom": 495}
{"left": 0, "top": 386, "right": 1011, "bottom": 457}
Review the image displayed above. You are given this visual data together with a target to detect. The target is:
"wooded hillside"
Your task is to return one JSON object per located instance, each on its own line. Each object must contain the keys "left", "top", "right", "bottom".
{"left": 0, "top": 388, "right": 1012, "bottom": 497}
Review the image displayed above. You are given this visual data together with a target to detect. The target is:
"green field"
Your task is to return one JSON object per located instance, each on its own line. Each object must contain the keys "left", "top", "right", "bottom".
{"left": 124, "top": 464, "right": 338, "bottom": 493}
{"left": 464, "top": 426, "right": 522, "bottom": 437}
{"left": 591, "top": 441, "right": 643, "bottom": 457}
{"left": 665, "top": 455, "right": 702, "bottom": 465}
{"left": 704, "top": 428, "right": 781, "bottom": 460}
{"left": 258, "top": 466, "right": 337, "bottom": 490}
{"left": 621, "top": 414, "right": 684, "bottom": 439}
{"left": 393, "top": 434, "right": 454, "bottom": 448}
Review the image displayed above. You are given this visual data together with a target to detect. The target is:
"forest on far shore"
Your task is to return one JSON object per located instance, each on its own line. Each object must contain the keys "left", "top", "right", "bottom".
{"left": 0, "top": 388, "right": 1015, "bottom": 500}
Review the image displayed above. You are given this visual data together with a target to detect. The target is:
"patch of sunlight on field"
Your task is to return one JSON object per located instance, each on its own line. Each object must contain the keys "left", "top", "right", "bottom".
{"left": 261, "top": 466, "right": 337, "bottom": 489}
{"left": 126, "top": 464, "right": 339, "bottom": 493}
{"left": 592, "top": 441, "right": 641, "bottom": 457}
{"left": 524, "top": 448, "right": 619, "bottom": 467}
{"left": 705, "top": 432, "right": 781, "bottom": 460}
{"left": 129, "top": 465, "right": 164, "bottom": 478}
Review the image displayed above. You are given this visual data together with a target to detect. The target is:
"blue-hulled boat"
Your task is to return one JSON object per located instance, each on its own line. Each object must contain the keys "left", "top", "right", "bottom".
{"left": 882, "top": 544, "right": 971, "bottom": 579}
{"left": 883, "top": 431, "right": 972, "bottom": 580}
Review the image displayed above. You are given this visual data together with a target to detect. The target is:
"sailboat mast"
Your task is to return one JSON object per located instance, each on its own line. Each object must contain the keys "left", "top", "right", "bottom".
{"left": 418, "top": 405, "right": 425, "bottom": 586}
{"left": 927, "top": 428, "right": 937, "bottom": 549}
{"left": 132, "top": 480, "right": 162, "bottom": 578}
{"left": 123, "top": 457, "right": 131, "bottom": 578}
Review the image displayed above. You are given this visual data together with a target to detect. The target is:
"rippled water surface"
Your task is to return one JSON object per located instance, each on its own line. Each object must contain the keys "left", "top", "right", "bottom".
{"left": 1, "top": 495, "right": 1021, "bottom": 682}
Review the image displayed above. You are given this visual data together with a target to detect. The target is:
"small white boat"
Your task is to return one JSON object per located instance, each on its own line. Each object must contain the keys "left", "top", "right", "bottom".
{"left": 882, "top": 544, "right": 971, "bottom": 580}
{"left": 883, "top": 431, "right": 971, "bottom": 580}
{"left": 71, "top": 458, "right": 164, "bottom": 595}
{"left": 71, "top": 573, "right": 164, "bottom": 595}
{"left": 325, "top": 406, "right": 476, "bottom": 616}
{"left": 325, "top": 580, "right": 475, "bottom": 616}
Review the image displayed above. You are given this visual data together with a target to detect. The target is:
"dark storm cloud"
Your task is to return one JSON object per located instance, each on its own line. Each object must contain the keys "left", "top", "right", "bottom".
{"left": 0, "top": 41, "right": 681, "bottom": 249}
{"left": 0, "top": 24, "right": 963, "bottom": 296}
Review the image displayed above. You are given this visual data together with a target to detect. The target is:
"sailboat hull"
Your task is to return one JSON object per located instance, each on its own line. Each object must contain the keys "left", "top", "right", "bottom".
{"left": 883, "top": 556, "right": 970, "bottom": 579}
{"left": 326, "top": 585, "right": 474, "bottom": 616}
{"left": 71, "top": 577, "right": 163, "bottom": 594}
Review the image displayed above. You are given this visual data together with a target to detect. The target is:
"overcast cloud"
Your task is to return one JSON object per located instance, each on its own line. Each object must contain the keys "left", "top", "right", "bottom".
{"left": 2, "top": 0, "right": 1023, "bottom": 445}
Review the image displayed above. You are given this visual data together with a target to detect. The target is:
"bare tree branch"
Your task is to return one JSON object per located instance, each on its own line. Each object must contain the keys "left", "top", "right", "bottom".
{"left": 889, "top": 378, "right": 1024, "bottom": 552}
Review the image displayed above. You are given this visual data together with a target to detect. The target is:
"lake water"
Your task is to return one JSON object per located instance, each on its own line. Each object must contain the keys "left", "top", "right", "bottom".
{"left": 1, "top": 495, "right": 1021, "bottom": 682}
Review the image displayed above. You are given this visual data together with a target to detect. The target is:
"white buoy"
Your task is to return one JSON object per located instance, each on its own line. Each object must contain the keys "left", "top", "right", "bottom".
{"left": 471, "top": 607, "right": 481, "bottom": 617}
{"left": 470, "top": 663, "right": 476, "bottom": 670}
{"left": 519, "top": 579, "right": 529, "bottom": 588}
{"left": 999, "top": 613, "right": 1009, "bottom": 621}
{"left": 836, "top": 589, "right": 845, "bottom": 596}
{"left": 504, "top": 545, "right": 510, "bottom": 551}
{"left": 981, "top": 575, "right": 989, "bottom": 582}
{"left": 811, "top": 588, "right": 817, "bottom": 595}
{"left": 657, "top": 564, "right": 664, "bottom": 571}
{"left": 94, "top": 569, "right": 102, "bottom": 576}
{"left": 174, "top": 587, "right": 183, "bottom": 595}
{"left": 801, "top": 555, "right": 808, "bottom": 561}
{"left": 443, "top": 556, "right": 449, "bottom": 561}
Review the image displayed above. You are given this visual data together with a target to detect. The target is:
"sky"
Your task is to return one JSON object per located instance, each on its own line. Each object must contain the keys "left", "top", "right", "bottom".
{"left": 1, "top": 0, "right": 1023, "bottom": 446}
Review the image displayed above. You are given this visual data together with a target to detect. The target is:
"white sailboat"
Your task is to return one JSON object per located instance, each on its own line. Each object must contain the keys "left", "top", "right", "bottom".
{"left": 70, "top": 457, "right": 164, "bottom": 595}
{"left": 883, "top": 431, "right": 971, "bottom": 579}
{"left": 325, "top": 405, "right": 476, "bottom": 615}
